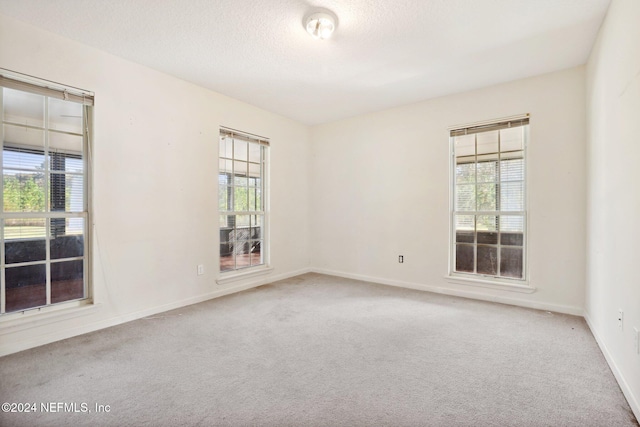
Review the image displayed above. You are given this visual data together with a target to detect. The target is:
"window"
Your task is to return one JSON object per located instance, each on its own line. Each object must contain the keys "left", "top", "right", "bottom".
{"left": 450, "top": 116, "right": 528, "bottom": 282}
{"left": 219, "top": 128, "right": 268, "bottom": 273}
{"left": 0, "top": 72, "right": 93, "bottom": 315}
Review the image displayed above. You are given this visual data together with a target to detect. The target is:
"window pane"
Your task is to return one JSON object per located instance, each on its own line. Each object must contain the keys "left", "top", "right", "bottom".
{"left": 233, "top": 159, "right": 247, "bottom": 178}
{"left": 248, "top": 162, "right": 261, "bottom": 179}
{"left": 248, "top": 143, "right": 261, "bottom": 163}
{"left": 476, "top": 160, "right": 497, "bottom": 183}
{"left": 477, "top": 231, "right": 498, "bottom": 245}
{"left": 233, "top": 174, "right": 248, "bottom": 186}
{"left": 455, "top": 215, "right": 474, "bottom": 243}
{"left": 500, "top": 127, "right": 524, "bottom": 153}
{"left": 218, "top": 184, "right": 230, "bottom": 211}
{"left": 4, "top": 126, "right": 45, "bottom": 161}
{"left": 219, "top": 136, "right": 233, "bottom": 159}
{"left": 248, "top": 188, "right": 256, "bottom": 211}
{"left": 500, "top": 215, "right": 524, "bottom": 233}
{"left": 476, "top": 130, "right": 498, "bottom": 155}
{"left": 477, "top": 214, "right": 498, "bottom": 245}
{"left": 4, "top": 218, "right": 46, "bottom": 263}
{"left": 500, "top": 158, "right": 524, "bottom": 181}
{"left": 5, "top": 264, "right": 46, "bottom": 312}
{"left": 3, "top": 170, "right": 45, "bottom": 212}
{"left": 455, "top": 163, "right": 475, "bottom": 184}
{"left": 49, "top": 132, "right": 83, "bottom": 167}
{"left": 501, "top": 232, "right": 523, "bottom": 246}
{"left": 236, "top": 215, "right": 250, "bottom": 227}
{"left": 501, "top": 150, "right": 523, "bottom": 161}
{"left": 250, "top": 240, "right": 263, "bottom": 266}
{"left": 477, "top": 246, "right": 498, "bottom": 275}
{"left": 454, "top": 134, "right": 475, "bottom": 157}
{"left": 455, "top": 184, "right": 475, "bottom": 211}
{"left": 476, "top": 215, "right": 497, "bottom": 232}
{"left": 51, "top": 260, "right": 84, "bottom": 304}
{"left": 65, "top": 157, "right": 83, "bottom": 174}
{"left": 500, "top": 247, "right": 523, "bottom": 278}
{"left": 220, "top": 255, "right": 234, "bottom": 272}
{"left": 49, "top": 173, "right": 83, "bottom": 212}
{"left": 234, "top": 187, "right": 248, "bottom": 211}
{"left": 250, "top": 215, "right": 263, "bottom": 239}
{"left": 234, "top": 139, "right": 248, "bottom": 161}
{"left": 455, "top": 244, "right": 474, "bottom": 273}
{"left": 220, "top": 159, "right": 232, "bottom": 174}
{"left": 50, "top": 217, "right": 84, "bottom": 259}
{"left": 500, "top": 215, "right": 524, "bottom": 246}
{"left": 500, "top": 181, "right": 523, "bottom": 212}
{"left": 48, "top": 98, "right": 83, "bottom": 134}
{"left": 476, "top": 183, "right": 497, "bottom": 211}
{"left": 3, "top": 88, "right": 44, "bottom": 128}
{"left": 235, "top": 242, "right": 251, "bottom": 268}
{"left": 3, "top": 144, "right": 45, "bottom": 170}
{"left": 219, "top": 214, "right": 232, "bottom": 229}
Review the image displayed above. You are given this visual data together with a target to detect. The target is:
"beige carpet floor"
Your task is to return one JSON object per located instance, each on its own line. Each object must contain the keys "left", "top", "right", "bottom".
{"left": 0, "top": 273, "right": 637, "bottom": 426}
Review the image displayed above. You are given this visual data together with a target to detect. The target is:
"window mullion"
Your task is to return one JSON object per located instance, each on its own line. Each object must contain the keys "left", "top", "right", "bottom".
{"left": 231, "top": 138, "right": 237, "bottom": 271}
{"left": 44, "top": 97, "right": 51, "bottom": 306}
{"left": 496, "top": 128, "right": 502, "bottom": 277}
{"left": 473, "top": 133, "right": 478, "bottom": 275}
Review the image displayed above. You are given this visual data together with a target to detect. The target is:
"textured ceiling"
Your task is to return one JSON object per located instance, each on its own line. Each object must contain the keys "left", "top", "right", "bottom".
{"left": 0, "top": 0, "right": 611, "bottom": 125}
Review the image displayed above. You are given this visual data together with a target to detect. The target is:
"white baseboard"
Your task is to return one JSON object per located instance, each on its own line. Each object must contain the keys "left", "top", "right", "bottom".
{"left": 0, "top": 266, "right": 312, "bottom": 357}
{"left": 583, "top": 312, "right": 640, "bottom": 422}
{"left": 311, "top": 268, "right": 584, "bottom": 316}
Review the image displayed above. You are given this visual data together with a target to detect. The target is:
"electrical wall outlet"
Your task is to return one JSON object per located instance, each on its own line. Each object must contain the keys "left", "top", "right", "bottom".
{"left": 398, "top": 255, "right": 404, "bottom": 263}
{"left": 617, "top": 309, "right": 624, "bottom": 330}
{"left": 197, "top": 264, "right": 204, "bottom": 276}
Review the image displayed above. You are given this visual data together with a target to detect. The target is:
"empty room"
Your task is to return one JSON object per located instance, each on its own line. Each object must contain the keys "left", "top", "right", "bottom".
{"left": 0, "top": 0, "right": 639, "bottom": 426}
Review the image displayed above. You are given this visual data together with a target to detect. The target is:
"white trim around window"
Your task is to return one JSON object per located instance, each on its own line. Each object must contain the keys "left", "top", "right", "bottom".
{"left": 217, "top": 127, "right": 270, "bottom": 281}
{"left": 447, "top": 115, "right": 532, "bottom": 291}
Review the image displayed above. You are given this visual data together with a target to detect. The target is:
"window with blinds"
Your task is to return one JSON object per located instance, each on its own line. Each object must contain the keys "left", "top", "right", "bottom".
{"left": 0, "top": 70, "right": 93, "bottom": 314}
{"left": 450, "top": 116, "right": 528, "bottom": 281}
{"left": 219, "top": 128, "right": 268, "bottom": 273}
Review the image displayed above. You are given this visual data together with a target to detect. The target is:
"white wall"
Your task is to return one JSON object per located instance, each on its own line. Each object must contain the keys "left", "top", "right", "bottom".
{"left": 585, "top": 0, "right": 640, "bottom": 417}
{"left": 0, "top": 14, "right": 311, "bottom": 355}
{"left": 311, "top": 66, "right": 587, "bottom": 314}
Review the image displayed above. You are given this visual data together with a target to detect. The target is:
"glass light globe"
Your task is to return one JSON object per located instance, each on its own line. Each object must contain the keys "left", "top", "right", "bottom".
{"left": 305, "top": 13, "right": 336, "bottom": 40}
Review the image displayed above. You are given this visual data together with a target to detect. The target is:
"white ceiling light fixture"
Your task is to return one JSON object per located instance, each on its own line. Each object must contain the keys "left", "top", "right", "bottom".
{"left": 304, "top": 9, "right": 338, "bottom": 40}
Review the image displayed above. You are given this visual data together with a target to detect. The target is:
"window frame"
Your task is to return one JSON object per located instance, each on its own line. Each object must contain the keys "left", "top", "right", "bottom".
{"left": 0, "top": 70, "right": 93, "bottom": 317}
{"left": 447, "top": 115, "right": 531, "bottom": 290}
{"left": 217, "top": 127, "right": 270, "bottom": 280}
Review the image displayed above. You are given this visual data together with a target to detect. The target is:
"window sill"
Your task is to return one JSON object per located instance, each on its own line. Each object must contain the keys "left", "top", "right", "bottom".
{"left": 217, "top": 266, "right": 273, "bottom": 286}
{"left": 445, "top": 274, "right": 535, "bottom": 293}
{"left": 0, "top": 300, "right": 100, "bottom": 335}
